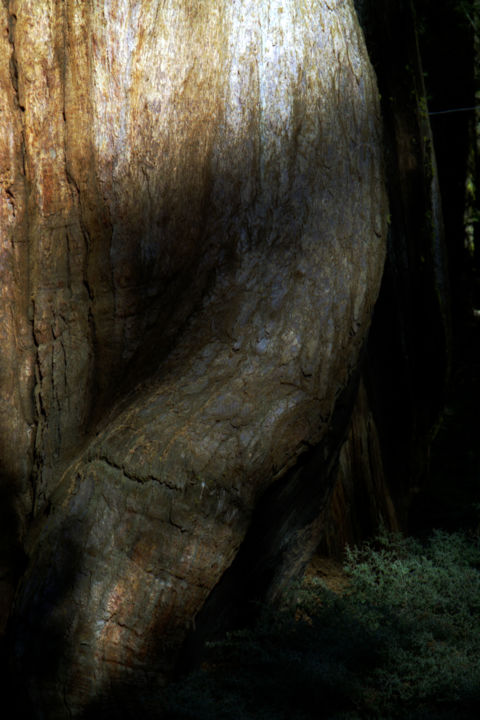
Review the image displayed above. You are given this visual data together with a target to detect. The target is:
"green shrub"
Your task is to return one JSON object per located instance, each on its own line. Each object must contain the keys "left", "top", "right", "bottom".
{"left": 342, "top": 529, "right": 480, "bottom": 716}
{"left": 161, "top": 530, "right": 480, "bottom": 719}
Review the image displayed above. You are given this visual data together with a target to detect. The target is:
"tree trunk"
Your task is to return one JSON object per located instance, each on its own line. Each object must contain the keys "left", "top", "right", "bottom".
{"left": 1, "top": 0, "right": 388, "bottom": 716}
{"left": 350, "top": 0, "right": 451, "bottom": 528}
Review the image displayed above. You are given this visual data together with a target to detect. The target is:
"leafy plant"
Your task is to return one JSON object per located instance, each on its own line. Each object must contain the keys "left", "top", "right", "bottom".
{"left": 161, "top": 530, "right": 480, "bottom": 719}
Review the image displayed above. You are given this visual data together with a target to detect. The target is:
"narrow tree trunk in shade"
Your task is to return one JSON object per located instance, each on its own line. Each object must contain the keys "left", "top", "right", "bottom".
{"left": 1, "top": 1, "right": 389, "bottom": 716}
{"left": 352, "top": 0, "right": 452, "bottom": 529}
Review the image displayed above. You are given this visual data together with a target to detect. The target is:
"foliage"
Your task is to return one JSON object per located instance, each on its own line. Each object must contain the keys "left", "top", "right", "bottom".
{"left": 161, "top": 530, "right": 480, "bottom": 719}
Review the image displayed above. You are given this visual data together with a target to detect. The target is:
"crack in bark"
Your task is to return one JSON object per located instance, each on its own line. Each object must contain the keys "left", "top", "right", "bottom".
{"left": 95, "top": 454, "right": 181, "bottom": 492}
{"left": 5, "top": 7, "right": 24, "bottom": 114}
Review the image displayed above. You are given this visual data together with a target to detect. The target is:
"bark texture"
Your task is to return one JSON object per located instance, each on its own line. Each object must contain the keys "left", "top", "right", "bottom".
{"left": 311, "top": 0, "right": 452, "bottom": 556}
{"left": 2, "top": 0, "right": 387, "bottom": 716}
{"left": 353, "top": 0, "right": 451, "bottom": 525}
{"left": 0, "top": 0, "right": 387, "bottom": 719}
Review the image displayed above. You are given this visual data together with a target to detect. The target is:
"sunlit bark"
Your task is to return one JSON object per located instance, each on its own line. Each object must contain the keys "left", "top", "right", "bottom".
{"left": 2, "top": 1, "right": 388, "bottom": 716}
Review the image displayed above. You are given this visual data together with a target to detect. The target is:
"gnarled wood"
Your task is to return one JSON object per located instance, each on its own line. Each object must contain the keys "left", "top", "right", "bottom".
{"left": 3, "top": 1, "right": 387, "bottom": 716}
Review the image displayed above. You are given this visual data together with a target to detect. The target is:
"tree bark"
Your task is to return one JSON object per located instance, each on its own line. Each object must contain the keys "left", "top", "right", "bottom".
{"left": 1, "top": 0, "right": 388, "bottom": 716}
{"left": 352, "top": 0, "right": 452, "bottom": 526}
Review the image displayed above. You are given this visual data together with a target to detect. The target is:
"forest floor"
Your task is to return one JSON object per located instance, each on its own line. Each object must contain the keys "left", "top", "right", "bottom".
{"left": 304, "top": 555, "right": 349, "bottom": 594}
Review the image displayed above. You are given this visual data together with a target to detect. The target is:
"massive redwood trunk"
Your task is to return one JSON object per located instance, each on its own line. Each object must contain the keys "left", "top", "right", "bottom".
{"left": 1, "top": 1, "right": 391, "bottom": 716}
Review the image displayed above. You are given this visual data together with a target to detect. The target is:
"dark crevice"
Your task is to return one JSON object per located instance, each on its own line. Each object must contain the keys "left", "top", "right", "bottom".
{"left": 6, "top": 9, "right": 22, "bottom": 112}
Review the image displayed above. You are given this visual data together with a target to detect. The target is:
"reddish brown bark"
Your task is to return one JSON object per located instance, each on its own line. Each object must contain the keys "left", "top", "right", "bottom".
{"left": 1, "top": 1, "right": 389, "bottom": 716}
